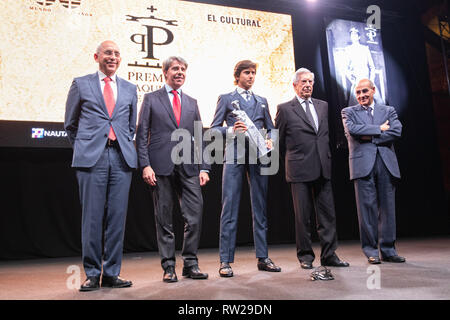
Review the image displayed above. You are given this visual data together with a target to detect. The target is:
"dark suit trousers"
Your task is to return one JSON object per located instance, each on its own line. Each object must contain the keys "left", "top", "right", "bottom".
{"left": 354, "top": 153, "right": 397, "bottom": 258}
{"left": 290, "top": 178, "right": 338, "bottom": 263}
{"left": 219, "top": 163, "right": 269, "bottom": 263}
{"left": 76, "top": 146, "right": 132, "bottom": 278}
{"left": 152, "top": 165, "right": 203, "bottom": 270}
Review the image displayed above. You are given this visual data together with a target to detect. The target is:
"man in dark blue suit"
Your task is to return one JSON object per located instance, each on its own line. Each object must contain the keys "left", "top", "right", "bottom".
{"left": 136, "top": 56, "right": 210, "bottom": 282}
{"left": 341, "top": 78, "right": 405, "bottom": 264}
{"left": 211, "top": 60, "right": 281, "bottom": 277}
{"left": 65, "top": 40, "right": 137, "bottom": 291}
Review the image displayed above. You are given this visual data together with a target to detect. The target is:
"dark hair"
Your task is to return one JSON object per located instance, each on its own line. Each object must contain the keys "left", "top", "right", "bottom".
{"left": 233, "top": 60, "right": 257, "bottom": 85}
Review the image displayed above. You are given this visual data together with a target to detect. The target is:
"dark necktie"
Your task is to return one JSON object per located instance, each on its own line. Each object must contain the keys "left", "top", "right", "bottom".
{"left": 304, "top": 100, "right": 317, "bottom": 132}
{"left": 171, "top": 90, "right": 181, "bottom": 126}
{"left": 366, "top": 106, "right": 373, "bottom": 123}
{"left": 103, "top": 77, "right": 116, "bottom": 140}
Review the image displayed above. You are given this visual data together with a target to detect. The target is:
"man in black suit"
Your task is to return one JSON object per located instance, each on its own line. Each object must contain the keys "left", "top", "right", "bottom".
{"left": 136, "top": 56, "right": 210, "bottom": 282}
{"left": 275, "top": 68, "right": 349, "bottom": 269}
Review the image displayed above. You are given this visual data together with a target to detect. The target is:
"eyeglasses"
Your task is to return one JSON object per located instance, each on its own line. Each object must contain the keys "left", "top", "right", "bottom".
{"left": 355, "top": 88, "right": 371, "bottom": 95}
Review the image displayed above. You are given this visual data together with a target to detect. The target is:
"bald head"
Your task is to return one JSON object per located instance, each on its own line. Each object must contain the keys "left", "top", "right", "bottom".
{"left": 355, "top": 78, "right": 376, "bottom": 107}
{"left": 94, "top": 40, "right": 122, "bottom": 77}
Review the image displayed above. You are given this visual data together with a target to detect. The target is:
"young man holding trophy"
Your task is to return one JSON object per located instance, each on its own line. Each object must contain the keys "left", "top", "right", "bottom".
{"left": 210, "top": 60, "right": 281, "bottom": 277}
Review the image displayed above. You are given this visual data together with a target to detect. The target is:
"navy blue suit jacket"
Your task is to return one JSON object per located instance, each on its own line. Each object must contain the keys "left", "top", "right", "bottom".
{"left": 64, "top": 72, "right": 138, "bottom": 168}
{"left": 210, "top": 89, "right": 275, "bottom": 160}
{"left": 341, "top": 104, "right": 402, "bottom": 180}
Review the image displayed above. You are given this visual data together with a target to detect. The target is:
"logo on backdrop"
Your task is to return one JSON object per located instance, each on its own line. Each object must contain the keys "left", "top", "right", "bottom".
{"left": 32, "top": 128, "right": 67, "bottom": 139}
{"left": 35, "top": 0, "right": 82, "bottom": 9}
{"left": 126, "top": 5, "right": 177, "bottom": 69}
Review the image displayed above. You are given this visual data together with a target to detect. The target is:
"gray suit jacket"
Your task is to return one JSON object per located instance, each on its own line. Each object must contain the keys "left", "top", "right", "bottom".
{"left": 64, "top": 72, "right": 138, "bottom": 168}
{"left": 341, "top": 103, "right": 402, "bottom": 180}
{"left": 135, "top": 87, "right": 210, "bottom": 176}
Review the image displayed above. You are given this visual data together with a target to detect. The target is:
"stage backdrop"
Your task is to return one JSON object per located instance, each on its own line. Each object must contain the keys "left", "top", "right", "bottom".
{"left": 0, "top": 0, "right": 295, "bottom": 147}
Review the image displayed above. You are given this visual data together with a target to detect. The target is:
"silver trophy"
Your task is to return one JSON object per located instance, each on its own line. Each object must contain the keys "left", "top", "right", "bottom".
{"left": 231, "top": 99, "right": 271, "bottom": 158}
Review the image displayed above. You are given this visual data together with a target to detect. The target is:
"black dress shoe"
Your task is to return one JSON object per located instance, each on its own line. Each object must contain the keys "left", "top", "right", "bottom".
{"left": 368, "top": 256, "right": 381, "bottom": 264}
{"left": 163, "top": 266, "right": 178, "bottom": 283}
{"left": 79, "top": 276, "right": 100, "bottom": 292}
{"left": 257, "top": 258, "right": 281, "bottom": 272}
{"left": 101, "top": 276, "right": 132, "bottom": 288}
{"left": 219, "top": 262, "right": 233, "bottom": 277}
{"left": 182, "top": 265, "right": 208, "bottom": 279}
{"left": 300, "top": 261, "right": 313, "bottom": 269}
{"left": 321, "top": 257, "right": 350, "bottom": 267}
{"left": 382, "top": 255, "right": 406, "bottom": 263}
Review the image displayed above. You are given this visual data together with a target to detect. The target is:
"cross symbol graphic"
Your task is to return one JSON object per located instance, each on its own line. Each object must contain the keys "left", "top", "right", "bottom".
{"left": 147, "top": 6, "right": 157, "bottom": 13}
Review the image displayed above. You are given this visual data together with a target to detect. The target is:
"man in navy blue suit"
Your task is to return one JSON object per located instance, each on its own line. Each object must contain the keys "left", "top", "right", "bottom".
{"left": 136, "top": 56, "right": 210, "bottom": 283}
{"left": 211, "top": 60, "right": 281, "bottom": 277}
{"left": 341, "top": 78, "right": 405, "bottom": 264}
{"left": 65, "top": 40, "right": 137, "bottom": 291}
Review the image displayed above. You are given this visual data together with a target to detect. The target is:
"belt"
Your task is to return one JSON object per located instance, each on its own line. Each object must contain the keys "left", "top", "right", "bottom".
{"left": 106, "top": 139, "right": 120, "bottom": 148}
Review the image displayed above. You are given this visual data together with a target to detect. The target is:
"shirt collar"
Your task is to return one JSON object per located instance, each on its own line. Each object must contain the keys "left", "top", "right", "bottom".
{"left": 98, "top": 70, "right": 117, "bottom": 83}
{"left": 236, "top": 86, "right": 252, "bottom": 95}
{"left": 296, "top": 95, "right": 312, "bottom": 105}
{"left": 165, "top": 83, "right": 181, "bottom": 95}
{"left": 362, "top": 101, "right": 375, "bottom": 110}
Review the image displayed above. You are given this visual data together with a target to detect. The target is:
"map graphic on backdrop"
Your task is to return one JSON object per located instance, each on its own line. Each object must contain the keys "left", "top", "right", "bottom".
{"left": 0, "top": 0, "right": 295, "bottom": 147}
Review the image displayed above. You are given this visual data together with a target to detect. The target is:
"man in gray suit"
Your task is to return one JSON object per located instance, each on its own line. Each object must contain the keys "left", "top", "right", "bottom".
{"left": 341, "top": 78, "right": 405, "bottom": 264}
{"left": 136, "top": 56, "right": 210, "bottom": 282}
{"left": 65, "top": 40, "right": 137, "bottom": 291}
{"left": 276, "top": 68, "right": 349, "bottom": 270}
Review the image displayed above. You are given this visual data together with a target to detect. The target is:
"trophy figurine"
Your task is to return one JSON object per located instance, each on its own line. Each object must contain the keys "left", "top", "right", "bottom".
{"left": 231, "top": 99, "right": 271, "bottom": 158}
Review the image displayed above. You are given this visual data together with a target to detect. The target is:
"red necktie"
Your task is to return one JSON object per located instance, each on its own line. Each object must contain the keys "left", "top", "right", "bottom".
{"left": 103, "top": 77, "right": 116, "bottom": 140}
{"left": 171, "top": 90, "right": 181, "bottom": 126}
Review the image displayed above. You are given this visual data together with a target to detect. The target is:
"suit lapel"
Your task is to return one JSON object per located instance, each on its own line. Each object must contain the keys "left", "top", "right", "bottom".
{"left": 291, "top": 97, "right": 316, "bottom": 132}
{"left": 158, "top": 88, "right": 178, "bottom": 127}
{"left": 312, "top": 98, "right": 324, "bottom": 132}
{"left": 354, "top": 104, "right": 371, "bottom": 124}
{"left": 88, "top": 73, "right": 109, "bottom": 116}
{"left": 113, "top": 77, "right": 123, "bottom": 117}
{"left": 179, "top": 91, "right": 191, "bottom": 127}
{"left": 373, "top": 103, "right": 384, "bottom": 125}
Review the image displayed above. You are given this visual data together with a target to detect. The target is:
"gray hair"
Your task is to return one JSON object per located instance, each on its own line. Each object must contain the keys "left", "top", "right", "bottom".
{"left": 162, "top": 56, "right": 188, "bottom": 73}
{"left": 293, "top": 67, "right": 315, "bottom": 85}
